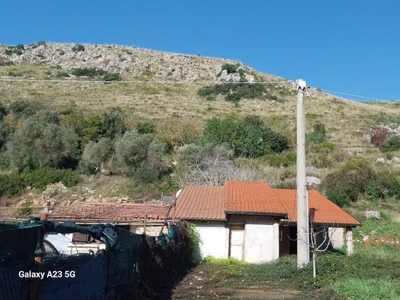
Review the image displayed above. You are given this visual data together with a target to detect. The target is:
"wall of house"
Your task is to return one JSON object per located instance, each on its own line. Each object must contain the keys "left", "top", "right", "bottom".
{"left": 329, "top": 227, "right": 344, "bottom": 249}
{"left": 244, "top": 220, "right": 279, "bottom": 263}
{"left": 228, "top": 215, "right": 280, "bottom": 263}
{"left": 194, "top": 222, "right": 229, "bottom": 259}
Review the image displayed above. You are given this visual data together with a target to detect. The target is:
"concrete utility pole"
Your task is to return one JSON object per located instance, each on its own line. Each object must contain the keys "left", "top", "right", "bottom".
{"left": 296, "top": 79, "right": 310, "bottom": 268}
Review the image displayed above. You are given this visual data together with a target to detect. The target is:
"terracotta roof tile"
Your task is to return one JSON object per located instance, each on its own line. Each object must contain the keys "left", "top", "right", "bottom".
{"left": 225, "top": 181, "right": 287, "bottom": 215}
{"left": 175, "top": 186, "right": 226, "bottom": 220}
{"left": 272, "top": 189, "right": 361, "bottom": 226}
{"left": 48, "top": 202, "right": 170, "bottom": 222}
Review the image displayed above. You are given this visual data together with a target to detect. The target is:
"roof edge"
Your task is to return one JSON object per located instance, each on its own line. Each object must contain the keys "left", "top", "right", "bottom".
{"left": 226, "top": 211, "right": 287, "bottom": 217}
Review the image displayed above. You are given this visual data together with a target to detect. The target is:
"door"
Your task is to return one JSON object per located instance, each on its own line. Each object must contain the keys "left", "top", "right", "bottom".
{"left": 229, "top": 226, "right": 244, "bottom": 260}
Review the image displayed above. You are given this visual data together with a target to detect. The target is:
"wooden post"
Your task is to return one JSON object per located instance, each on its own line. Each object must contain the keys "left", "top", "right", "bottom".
{"left": 143, "top": 198, "right": 148, "bottom": 235}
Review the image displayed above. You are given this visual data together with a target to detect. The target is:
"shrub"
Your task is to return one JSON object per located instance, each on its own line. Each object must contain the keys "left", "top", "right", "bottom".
{"left": 198, "top": 83, "right": 283, "bottom": 103}
{"left": 13, "top": 200, "right": 34, "bottom": 216}
{"left": 137, "top": 121, "right": 155, "bottom": 134}
{"left": 56, "top": 71, "right": 70, "bottom": 78}
{"left": 72, "top": 44, "right": 85, "bottom": 52}
{"left": 307, "top": 123, "right": 327, "bottom": 144}
{"left": 103, "top": 72, "right": 122, "bottom": 81}
{"left": 201, "top": 114, "right": 289, "bottom": 158}
{"left": 0, "top": 173, "right": 25, "bottom": 197}
{"left": 263, "top": 152, "right": 296, "bottom": 167}
{"left": 379, "top": 136, "right": 400, "bottom": 152}
{"left": 21, "top": 167, "right": 79, "bottom": 190}
{"left": 221, "top": 63, "right": 240, "bottom": 74}
{"left": 371, "top": 127, "right": 389, "bottom": 147}
{"left": 7, "top": 100, "right": 43, "bottom": 118}
{"left": 322, "top": 157, "right": 377, "bottom": 203}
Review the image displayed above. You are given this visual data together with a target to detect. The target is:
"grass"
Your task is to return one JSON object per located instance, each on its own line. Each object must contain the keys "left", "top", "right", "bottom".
{"left": 195, "top": 250, "right": 400, "bottom": 299}
{"left": 331, "top": 277, "right": 400, "bottom": 300}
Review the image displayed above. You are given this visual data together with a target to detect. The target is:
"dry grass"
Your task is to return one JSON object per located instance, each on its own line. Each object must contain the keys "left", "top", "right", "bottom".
{"left": 1, "top": 76, "right": 398, "bottom": 149}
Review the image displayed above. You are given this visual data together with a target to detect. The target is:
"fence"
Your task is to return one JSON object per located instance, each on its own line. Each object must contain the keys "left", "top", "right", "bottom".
{"left": 0, "top": 219, "right": 192, "bottom": 300}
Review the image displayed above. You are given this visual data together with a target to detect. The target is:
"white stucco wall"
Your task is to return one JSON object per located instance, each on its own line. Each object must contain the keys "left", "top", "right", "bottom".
{"left": 329, "top": 227, "right": 344, "bottom": 249}
{"left": 244, "top": 220, "right": 279, "bottom": 263}
{"left": 194, "top": 222, "right": 229, "bottom": 259}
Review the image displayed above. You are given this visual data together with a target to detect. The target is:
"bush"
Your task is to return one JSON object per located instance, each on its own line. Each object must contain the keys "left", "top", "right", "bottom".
{"left": 307, "top": 123, "right": 327, "bottom": 144}
{"left": 72, "top": 44, "right": 85, "bottom": 52}
{"left": 198, "top": 83, "right": 283, "bottom": 103}
{"left": 21, "top": 167, "right": 79, "bottom": 190}
{"left": 137, "top": 121, "right": 155, "bottom": 134}
{"left": 201, "top": 114, "right": 289, "bottom": 158}
{"left": 371, "top": 127, "right": 389, "bottom": 147}
{"left": 0, "top": 173, "right": 25, "bottom": 197}
{"left": 263, "top": 152, "right": 296, "bottom": 167}
{"left": 7, "top": 100, "right": 43, "bottom": 118}
{"left": 103, "top": 72, "right": 122, "bottom": 81}
{"left": 322, "top": 157, "right": 376, "bottom": 203}
{"left": 379, "top": 136, "right": 400, "bottom": 152}
{"left": 13, "top": 200, "right": 34, "bottom": 216}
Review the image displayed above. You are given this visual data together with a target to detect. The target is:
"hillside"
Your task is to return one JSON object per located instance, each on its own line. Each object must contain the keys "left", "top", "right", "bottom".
{"left": 0, "top": 42, "right": 397, "bottom": 146}
{"left": 0, "top": 42, "right": 400, "bottom": 220}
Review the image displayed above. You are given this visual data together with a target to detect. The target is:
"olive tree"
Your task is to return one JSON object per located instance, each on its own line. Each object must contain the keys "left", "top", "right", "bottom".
{"left": 7, "top": 118, "right": 79, "bottom": 171}
{"left": 115, "top": 131, "right": 167, "bottom": 182}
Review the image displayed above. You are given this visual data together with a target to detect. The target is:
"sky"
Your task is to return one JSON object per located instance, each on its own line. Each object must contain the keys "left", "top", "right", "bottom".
{"left": 1, "top": 1, "right": 399, "bottom": 102}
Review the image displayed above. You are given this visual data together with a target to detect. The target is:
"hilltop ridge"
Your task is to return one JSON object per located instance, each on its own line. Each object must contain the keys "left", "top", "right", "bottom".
{"left": 0, "top": 41, "right": 398, "bottom": 148}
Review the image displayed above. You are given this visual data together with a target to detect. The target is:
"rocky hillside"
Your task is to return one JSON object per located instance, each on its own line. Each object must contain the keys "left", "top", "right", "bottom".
{"left": 0, "top": 41, "right": 398, "bottom": 147}
{"left": 0, "top": 42, "right": 269, "bottom": 82}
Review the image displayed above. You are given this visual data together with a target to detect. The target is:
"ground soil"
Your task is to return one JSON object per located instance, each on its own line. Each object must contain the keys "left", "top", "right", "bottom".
{"left": 169, "top": 264, "right": 301, "bottom": 300}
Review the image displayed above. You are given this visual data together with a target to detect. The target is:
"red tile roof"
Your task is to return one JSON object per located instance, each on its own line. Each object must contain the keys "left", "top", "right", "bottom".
{"left": 48, "top": 202, "right": 170, "bottom": 223}
{"left": 175, "top": 181, "right": 360, "bottom": 227}
{"left": 225, "top": 181, "right": 287, "bottom": 216}
{"left": 272, "top": 189, "right": 360, "bottom": 226}
{"left": 174, "top": 186, "right": 226, "bottom": 220}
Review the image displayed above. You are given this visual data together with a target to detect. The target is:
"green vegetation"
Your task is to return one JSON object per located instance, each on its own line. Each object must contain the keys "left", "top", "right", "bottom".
{"left": 201, "top": 114, "right": 289, "bottom": 157}
{"left": 115, "top": 131, "right": 167, "bottom": 182}
{"left": 198, "top": 82, "right": 283, "bottom": 103}
{"left": 198, "top": 251, "right": 400, "bottom": 299}
{"left": 71, "top": 67, "right": 121, "bottom": 81}
{"left": 379, "top": 136, "right": 400, "bottom": 152}
{"left": 0, "top": 173, "right": 25, "bottom": 197}
{"left": 321, "top": 157, "right": 400, "bottom": 206}
{"left": 21, "top": 167, "right": 79, "bottom": 190}
{"left": 72, "top": 44, "right": 85, "bottom": 52}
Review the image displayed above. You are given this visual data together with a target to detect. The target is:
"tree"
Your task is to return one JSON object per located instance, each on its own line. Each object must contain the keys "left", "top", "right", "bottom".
{"left": 99, "top": 107, "right": 126, "bottom": 139}
{"left": 6, "top": 118, "right": 79, "bottom": 171}
{"left": 79, "top": 138, "right": 114, "bottom": 174}
{"left": 175, "top": 143, "right": 261, "bottom": 187}
{"left": 115, "top": 131, "right": 167, "bottom": 182}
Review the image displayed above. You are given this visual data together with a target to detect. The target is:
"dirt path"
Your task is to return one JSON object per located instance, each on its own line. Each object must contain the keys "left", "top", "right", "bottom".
{"left": 170, "top": 264, "right": 301, "bottom": 300}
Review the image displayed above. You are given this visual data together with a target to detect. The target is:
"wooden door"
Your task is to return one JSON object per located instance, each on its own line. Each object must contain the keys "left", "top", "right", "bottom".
{"left": 229, "top": 226, "right": 244, "bottom": 260}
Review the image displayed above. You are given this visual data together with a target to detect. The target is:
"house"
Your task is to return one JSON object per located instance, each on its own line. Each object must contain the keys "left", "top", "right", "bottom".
{"left": 174, "top": 181, "right": 360, "bottom": 263}
{"left": 48, "top": 202, "right": 171, "bottom": 236}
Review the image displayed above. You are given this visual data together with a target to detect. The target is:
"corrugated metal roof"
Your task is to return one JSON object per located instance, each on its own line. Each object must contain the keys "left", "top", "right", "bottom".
{"left": 174, "top": 186, "right": 226, "bottom": 220}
